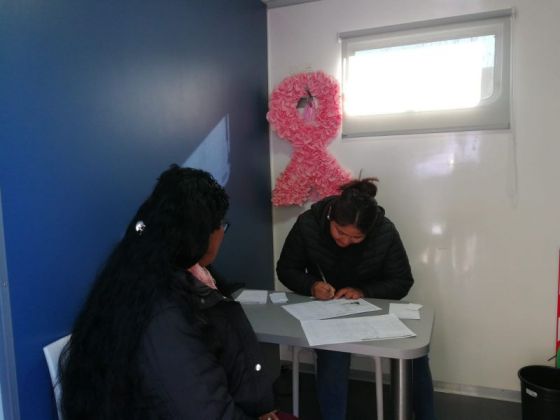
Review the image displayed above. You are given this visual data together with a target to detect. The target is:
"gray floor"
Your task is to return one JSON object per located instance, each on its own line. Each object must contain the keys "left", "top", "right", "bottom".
{"left": 274, "top": 369, "right": 522, "bottom": 420}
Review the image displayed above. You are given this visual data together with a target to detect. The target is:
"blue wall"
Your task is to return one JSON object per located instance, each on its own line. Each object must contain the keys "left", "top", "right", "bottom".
{"left": 0, "top": 1, "right": 271, "bottom": 418}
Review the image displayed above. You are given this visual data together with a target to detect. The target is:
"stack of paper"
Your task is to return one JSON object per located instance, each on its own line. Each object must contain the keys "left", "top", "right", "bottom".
{"left": 389, "top": 303, "right": 423, "bottom": 319}
{"left": 301, "top": 314, "right": 416, "bottom": 346}
{"left": 235, "top": 289, "right": 268, "bottom": 304}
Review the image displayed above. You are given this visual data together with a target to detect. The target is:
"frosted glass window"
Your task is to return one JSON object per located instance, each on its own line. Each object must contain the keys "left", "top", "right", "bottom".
{"left": 340, "top": 10, "right": 512, "bottom": 137}
{"left": 346, "top": 36, "right": 495, "bottom": 115}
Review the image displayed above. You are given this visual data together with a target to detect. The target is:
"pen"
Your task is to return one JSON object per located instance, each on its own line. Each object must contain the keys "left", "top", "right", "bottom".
{"left": 316, "top": 264, "right": 335, "bottom": 299}
{"left": 317, "top": 264, "right": 327, "bottom": 283}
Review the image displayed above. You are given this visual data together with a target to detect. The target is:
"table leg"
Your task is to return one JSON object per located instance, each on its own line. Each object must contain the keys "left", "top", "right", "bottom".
{"left": 391, "top": 358, "right": 413, "bottom": 420}
{"left": 291, "top": 346, "right": 300, "bottom": 417}
{"left": 374, "top": 356, "right": 384, "bottom": 420}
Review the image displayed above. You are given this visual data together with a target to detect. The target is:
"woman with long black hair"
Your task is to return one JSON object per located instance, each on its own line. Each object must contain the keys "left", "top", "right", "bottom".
{"left": 60, "top": 165, "right": 278, "bottom": 419}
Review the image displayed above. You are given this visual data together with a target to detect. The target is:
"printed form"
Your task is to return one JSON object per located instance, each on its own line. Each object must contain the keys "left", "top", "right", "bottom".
{"left": 282, "top": 298, "right": 381, "bottom": 321}
{"left": 301, "top": 313, "right": 416, "bottom": 346}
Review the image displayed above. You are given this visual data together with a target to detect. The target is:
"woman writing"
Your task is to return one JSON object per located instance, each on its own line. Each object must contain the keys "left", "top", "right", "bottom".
{"left": 60, "top": 165, "right": 279, "bottom": 419}
{"left": 277, "top": 178, "right": 436, "bottom": 420}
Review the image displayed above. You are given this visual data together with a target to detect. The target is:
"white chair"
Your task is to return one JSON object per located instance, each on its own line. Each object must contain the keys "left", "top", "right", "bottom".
{"left": 43, "top": 334, "right": 71, "bottom": 420}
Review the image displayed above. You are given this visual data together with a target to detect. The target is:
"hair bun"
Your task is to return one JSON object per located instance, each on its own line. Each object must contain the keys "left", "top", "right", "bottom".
{"left": 339, "top": 177, "right": 378, "bottom": 199}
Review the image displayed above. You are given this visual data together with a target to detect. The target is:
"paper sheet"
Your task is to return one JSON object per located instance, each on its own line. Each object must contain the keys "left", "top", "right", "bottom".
{"left": 301, "top": 313, "right": 416, "bottom": 346}
{"left": 389, "top": 303, "right": 421, "bottom": 319}
{"left": 235, "top": 289, "right": 268, "bottom": 304}
{"left": 282, "top": 298, "right": 381, "bottom": 321}
{"left": 269, "top": 292, "right": 288, "bottom": 304}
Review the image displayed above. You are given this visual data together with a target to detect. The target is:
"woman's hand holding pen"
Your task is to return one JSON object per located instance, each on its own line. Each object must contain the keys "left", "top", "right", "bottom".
{"left": 311, "top": 281, "right": 336, "bottom": 300}
{"left": 314, "top": 265, "right": 335, "bottom": 299}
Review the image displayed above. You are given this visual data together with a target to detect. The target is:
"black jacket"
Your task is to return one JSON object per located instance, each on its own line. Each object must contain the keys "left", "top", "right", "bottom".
{"left": 137, "top": 271, "right": 274, "bottom": 419}
{"left": 277, "top": 196, "right": 414, "bottom": 300}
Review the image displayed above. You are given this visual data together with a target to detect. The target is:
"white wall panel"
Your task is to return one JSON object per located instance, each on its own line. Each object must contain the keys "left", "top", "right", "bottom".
{"left": 268, "top": 0, "right": 560, "bottom": 392}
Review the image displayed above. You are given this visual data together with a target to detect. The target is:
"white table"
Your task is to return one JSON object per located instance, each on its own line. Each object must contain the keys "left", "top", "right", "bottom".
{"left": 240, "top": 292, "right": 434, "bottom": 420}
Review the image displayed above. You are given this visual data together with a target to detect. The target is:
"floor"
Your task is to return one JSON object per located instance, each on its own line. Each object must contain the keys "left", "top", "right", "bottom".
{"left": 273, "top": 369, "right": 522, "bottom": 420}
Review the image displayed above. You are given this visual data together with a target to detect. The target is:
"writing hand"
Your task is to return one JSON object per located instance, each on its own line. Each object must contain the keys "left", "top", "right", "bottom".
{"left": 311, "top": 281, "right": 336, "bottom": 300}
{"left": 334, "top": 287, "right": 364, "bottom": 300}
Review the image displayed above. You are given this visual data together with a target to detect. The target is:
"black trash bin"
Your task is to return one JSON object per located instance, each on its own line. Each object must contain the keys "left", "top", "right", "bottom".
{"left": 518, "top": 365, "right": 560, "bottom": 420}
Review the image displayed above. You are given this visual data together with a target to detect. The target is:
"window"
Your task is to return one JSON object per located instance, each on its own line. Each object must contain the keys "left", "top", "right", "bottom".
{"left": 340, "top": 9, "right": 512, "bottom": 137}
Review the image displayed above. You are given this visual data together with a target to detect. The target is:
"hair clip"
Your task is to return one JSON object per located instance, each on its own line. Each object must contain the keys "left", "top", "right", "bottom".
{"left": 135, "top": 220, "right": 146, "bottom": 235}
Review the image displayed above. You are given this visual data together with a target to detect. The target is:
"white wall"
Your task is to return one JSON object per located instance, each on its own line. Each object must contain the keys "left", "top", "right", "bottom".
{"left": 268, "top": 0, "right": 560, "bottom": 394}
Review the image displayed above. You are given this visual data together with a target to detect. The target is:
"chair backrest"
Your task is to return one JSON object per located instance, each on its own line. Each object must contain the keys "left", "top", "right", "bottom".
{"left": 43, "top": 334, "right": 70, "bottom": 420}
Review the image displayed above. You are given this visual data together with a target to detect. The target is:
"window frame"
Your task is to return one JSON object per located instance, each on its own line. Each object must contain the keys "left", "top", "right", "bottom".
{"left": 339, "top": 9, "right": 513, "bottom": 138}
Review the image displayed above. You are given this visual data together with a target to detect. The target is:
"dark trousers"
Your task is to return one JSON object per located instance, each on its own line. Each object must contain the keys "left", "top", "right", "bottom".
{"left": 315, "top": 350, "right": 436, "bottom": 420}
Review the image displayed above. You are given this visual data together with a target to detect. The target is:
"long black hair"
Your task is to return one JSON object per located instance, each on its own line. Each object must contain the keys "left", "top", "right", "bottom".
{"left": 59, "top": 165, "right": 229, "bottom": 419}
{"left": 330, "top": 177, "right": 379, "bottom": 234}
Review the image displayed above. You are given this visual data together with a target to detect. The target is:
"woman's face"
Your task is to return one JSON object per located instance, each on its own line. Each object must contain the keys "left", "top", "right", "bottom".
{"left": 329, "top": 221, "right": 366, "bottom": 248}
{"left": 198, "top": 224, "right": 226, "bottom": 267}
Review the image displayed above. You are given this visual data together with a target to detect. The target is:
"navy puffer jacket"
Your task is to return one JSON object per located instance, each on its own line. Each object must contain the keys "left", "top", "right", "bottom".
{"left": 137, "top": 271, "right": 274, "bottom": 419}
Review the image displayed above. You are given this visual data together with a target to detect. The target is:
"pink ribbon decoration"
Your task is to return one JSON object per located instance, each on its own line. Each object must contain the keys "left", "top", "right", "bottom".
{"left": 267, "top": 71, "right": 351, "bottom": 206}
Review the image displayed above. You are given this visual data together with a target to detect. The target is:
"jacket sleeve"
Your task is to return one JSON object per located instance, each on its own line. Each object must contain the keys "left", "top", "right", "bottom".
{"left": 359, "top": 228, "right": 414, "bottom": 300}
{"left": 276, "top": 219, "right": 317, "bottom": 296}
{"left": 138, "top": 305, "right": 258, "bottom": 420}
